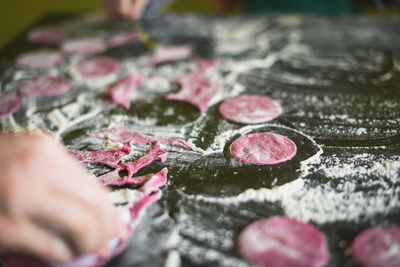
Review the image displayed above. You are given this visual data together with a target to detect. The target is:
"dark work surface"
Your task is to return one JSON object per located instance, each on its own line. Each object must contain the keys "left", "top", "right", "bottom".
{"left": 1, "top": 13, "right": 400, "bottom": 267}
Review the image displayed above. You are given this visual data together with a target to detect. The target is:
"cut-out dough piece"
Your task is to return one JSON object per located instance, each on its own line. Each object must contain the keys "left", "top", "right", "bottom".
{"left": 230, "top": 132, "right": 296, "bottom": 165}
{"left": 27, "top": 26, "right": 68, "bottom": 45}
{"left": 352, "top": 226, "right": 400, "bottom": 267}
{"left": 120, "top": 143, "right": 168, "bottom": 179}
{"left": 16, "top": 50, "right": 64, "bottom": 69}
{"left": 18, "top": 76, "right": 71, "bottom": 96}
{"left": 165, "top": 60, "right": 223, "bottom": 113}
{"left": 220, "top": 95, "right": 282, "bottom": 124}
{"left": 61, "top": 38, "right": 107, "bottom": 56}
{"left": 69, "top": 146, "right": 130, "bottom": 168}
{"left": 0, "top": 93, "right": 23, "bottom": 118}
{"left": 73, "top": 57, "right": 121, "bottom": 79}
{"left": 238, "top": 216, "right": 329, "bottom": 267}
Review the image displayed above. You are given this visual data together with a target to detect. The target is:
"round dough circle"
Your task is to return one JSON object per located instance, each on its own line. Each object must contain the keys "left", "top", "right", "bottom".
{"left": 16, "top": 50, "right": 64, "bottom": 69}
{"left": 351, "top": 226, "right": 400, "bottom": 267}
{"left": 219, "top": 95, "right": 282, "bottom": 124}
{"left": 238, "top": 216, "right": 329, "bottom": 267}
{"left": 27, "top": 26, "right": 68, "bottom": 45}
{"left": 18, "top": 76, "right": 71, "bottom": 96}
{"left": 0, "top": 93, "right": 23, "bottom": 117}
{"left": 230, "top": 132, "right": 296, "bottom": 165}
{"left": 74, "top": 57, "right": 121, "bottom": 79}
{"left": 61, "top": 38, "right": 107, "bottom": 56}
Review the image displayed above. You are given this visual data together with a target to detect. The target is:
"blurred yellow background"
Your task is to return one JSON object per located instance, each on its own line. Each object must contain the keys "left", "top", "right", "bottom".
{"left": 0, "top": 0, "right": 103, "bottom": 48}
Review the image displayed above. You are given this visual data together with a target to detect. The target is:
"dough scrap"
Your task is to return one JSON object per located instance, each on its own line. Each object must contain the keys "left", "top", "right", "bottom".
{"left": 16, "top": 50, "right": 63, "bottom": 69}
{"left": 18, "top": 76, "right": 71, "bottom": 96}
{"left": 109, "top": 31, "right": 139, "bottom": 48}
{"left": 165, "top": 60, "right": 223, "bottom": 113}
{"left": 107, "top": 74, "right": 144, "bottom": 110}
{"left": 152, "top": 45, "right": 192, "bottom": 66}
{"left": 238, "top": 216, "right": 329, "bottom": 267}
{"left": 73, "top": 57, "right": 121, "bottom": 79}
{"left": 120, "top": 143, "right": 168, "bottom": 179}
{"left": 69, "top": 145, "right": 131, "bottom": 168}
{"left": 27, "top": 26, "right": 68, "bottom": 45}
{"left": 219, "top": 95, "right": 282, "bottom": 124}
{"left": 351, "top": 226, "right": 400, "bottom": 267}
{"left": 61, "top": 38, "right": 106, "bottom": 56}
{"left": 230, "top": 132, "right": 297, "bottom": 165}
{"left": 88, "top": 124, "right": 194, "bottom": 150}
{"left": 0, "top": 93, "right": 23, "bottom": 118}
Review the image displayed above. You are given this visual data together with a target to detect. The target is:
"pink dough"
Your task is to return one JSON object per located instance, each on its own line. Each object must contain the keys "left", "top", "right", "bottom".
{"left": 0, "top": 93, "right": 23, "bottom": 117}
{"left": 27, "top": 26, "right": 68, "bottom": 45}
{"left": 219, "top": 95, "right": 282, "bottom": 124}
{"left": 74, "top": 57, "right": 121, "bottom": 79}
{"left": 230, "top": 132, "right": 297, "bottom": 165}
{"left": 109, "top": 31, "right": 139, "bottom": 48}
{"left": 98, "top": 167, "right": 167, "bottom": 187}
{"left": 238, "top": 216, "right": 329, "bottom": 267}
{"left": 107, "top": 74, "right": 144, "bottom": 110}
{"left": 18, "top": 76, "right": 71, "bottom": 96}
{"left": 165, "top": 61, "right": 223, "bottom": 113}
{"left": 88, "top": 125, "right": 194, "bottom": 150}
{"left": 97, "top": 144, "right": 167, "bottom": 185}
{"left": 61, "top": 38, "right": 106, "bottom": 56}
{"left": 120, "top": 143, "right": 168, "bottom": 179}
{"left": 16, "top": 50, "right": 63, "bottom": 69}
{"left": 151, "top": 45, "right": 192, "bottom": 65}
{"left": 351, "top": 226, "right": 400, "bottom": 267}
{"left": 69, "top": 146, "right": 130, "bottom": 168}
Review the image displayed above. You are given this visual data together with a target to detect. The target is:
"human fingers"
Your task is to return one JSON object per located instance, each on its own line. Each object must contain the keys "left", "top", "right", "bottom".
{"left": 103, "top": 0, "right": 124, "bottom": 19}
{"left": 0, "top": 217, "right": 73, "bottom": 263}
{"left": 129, "top": 0, "right": 150, "bottom": 20}
{"left": 25, "top": 190, "right": 106, "bottom": 257}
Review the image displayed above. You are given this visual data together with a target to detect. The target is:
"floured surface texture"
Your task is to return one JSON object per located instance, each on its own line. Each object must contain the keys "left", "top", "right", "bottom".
{"left": 1, "top": 14, "right": 400, "bottom": 267}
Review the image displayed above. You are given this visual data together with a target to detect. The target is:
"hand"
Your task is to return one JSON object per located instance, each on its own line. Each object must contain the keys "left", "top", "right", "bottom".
{"left": 0, "top": 133, "right": 124, "bottom": 263}
{"left": 104, "top": 0, "right": 150, "bottom": 20}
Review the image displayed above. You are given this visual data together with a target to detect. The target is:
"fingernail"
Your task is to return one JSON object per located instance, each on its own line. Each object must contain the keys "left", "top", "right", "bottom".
{"left": 52, "top": 239, "right": 72, "bottom": 263}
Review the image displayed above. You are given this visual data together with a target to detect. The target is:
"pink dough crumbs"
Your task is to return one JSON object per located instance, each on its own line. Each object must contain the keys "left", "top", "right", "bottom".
{"left": 27, "top": 26, "right": 68, "bottom": 45}
{"left": 0, "top": 93, "right": 23, "bottom": 118}
{"left": 238, "top": 216, "right": 329, "bottom": 267}
{"left": 230, "top": 132, "right": 297, "bottom": 165}
{"left": 61, "top": 38, "right": 107, "bottom": 56}
{"left": 18, "top": 76, "right": 71, "bottom": 96}
{"left": 351, "top": 226, "right": 400, "bottom": 267}
{"left": 69, "top": 146, "right": 131, "bottom": 168}
{"left": 88, "top": 124, "right": 194, "bottom": 150}
{"left": 165, "top": 62, "right": 223, "bottom": 113}
{"left": 151, "top": 45, "right": 192, "bottom": 65}
{"left": 16, "top": 50, "right": 64, "bottom": 69}
{"left": 107, "top": 74, "right": 144, "bottom": 110}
